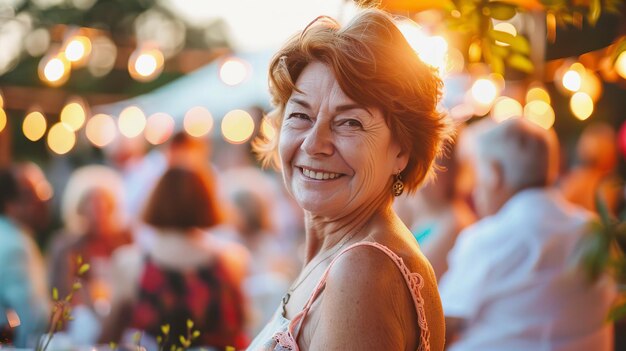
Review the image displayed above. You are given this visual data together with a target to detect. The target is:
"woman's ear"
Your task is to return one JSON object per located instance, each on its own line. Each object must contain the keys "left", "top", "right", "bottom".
{"left": 393, "top": 147, "right": 410, "bottom": 173}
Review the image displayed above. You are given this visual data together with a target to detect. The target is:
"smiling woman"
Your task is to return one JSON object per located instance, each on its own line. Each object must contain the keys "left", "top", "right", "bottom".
{"left": 249, "top": 8, "right": 452, "bottom": 351}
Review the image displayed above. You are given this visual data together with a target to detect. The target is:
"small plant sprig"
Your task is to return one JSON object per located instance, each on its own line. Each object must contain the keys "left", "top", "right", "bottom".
{"left": 35, "top": 256, "right": 90, "bottom": 351}
{"left": 173, "top": 320, "right": 201, "bottom": 351}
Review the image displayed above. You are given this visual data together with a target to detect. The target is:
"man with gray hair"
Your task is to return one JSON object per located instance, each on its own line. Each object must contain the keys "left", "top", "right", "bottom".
{"left": 439, "top": 118, "right": 616, "bottom": 350}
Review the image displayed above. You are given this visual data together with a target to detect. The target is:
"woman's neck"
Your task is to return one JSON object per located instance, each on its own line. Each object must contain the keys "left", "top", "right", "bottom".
{"left": 302, "top": 194, "right": 395, "bottom": 262}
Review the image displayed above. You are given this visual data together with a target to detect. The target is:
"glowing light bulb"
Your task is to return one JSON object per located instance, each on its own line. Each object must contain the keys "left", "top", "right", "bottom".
{"left": 221, "top": 110, "right": 255, "bottom": 144}
{"left": 60, "top": 101, "right": 86, "bottom": 131}
{"left": 39, "top": 55, "right": 70, "bottom": 86}
{"left": 117, "top": 106, "right": 146, "bottom": 138}
{"left": 64, "top": 35, "right": 91, "bottom": 63}
{"left": 184, "top": 106, "right": 214, "bottom": 137}
{"left": 526, "top": 86, "right": 551, "bottom": 104}
{"left": 47, "top": 122, "right": 76, "bottom": 155}
{"left": 562, "top": 70, "right": 581, "bottom": 92}
{"left": 145, "top": 112, "right": 175, "bottom": 145}
{"left": 23, "top": 111, "right": 47, "bottom": 141}
{"left": 219, "top": 58, "right": 249, "bottom": 86}
{"left": 471, "top": 78, "right": 498, "bottom": 105}
{"left": 128, "top": 47, "right": 164, "bottom": 82}
{"left": 491, "top": 97, "right": 522, "bottom": 123}
{"left": 260, "top": 118, "right": 276, "bottom": 141}
{"left": 0, "top": 109, "right": 6, "bottom": 133}
{"left": 524, "top": 100, "right": 555, "bottom": 130}
{"left": 570, "top": 92, "right": 594, "bottom": 120}
{"left": 86, "top": 114, "right": 117, "bottom": 147}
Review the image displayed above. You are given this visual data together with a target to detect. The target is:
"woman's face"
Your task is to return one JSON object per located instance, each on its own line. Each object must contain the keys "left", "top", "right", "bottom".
{"left": 278, "top": 61, "right": 407, "bottom": 217}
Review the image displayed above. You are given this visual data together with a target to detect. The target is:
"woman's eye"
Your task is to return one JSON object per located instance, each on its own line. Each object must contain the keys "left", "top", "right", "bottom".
{"left": 289, "top": 113, "right": 310, "bottom": 120}
{"left": 339, "top": 119, "right": 363, "bottom": 128}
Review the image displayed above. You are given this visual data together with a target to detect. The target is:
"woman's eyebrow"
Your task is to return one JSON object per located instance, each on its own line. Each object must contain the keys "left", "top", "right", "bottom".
{"left": 335, "top": 104, "right": 373, "bottom": 117}
{"left": 288, "top": 98, "right": 310, "bottom": 109}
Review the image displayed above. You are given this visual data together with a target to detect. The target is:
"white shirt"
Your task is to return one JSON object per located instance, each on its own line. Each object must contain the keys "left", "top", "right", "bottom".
{"left": 439, "top": 188, "right": 616, "bottom": 351}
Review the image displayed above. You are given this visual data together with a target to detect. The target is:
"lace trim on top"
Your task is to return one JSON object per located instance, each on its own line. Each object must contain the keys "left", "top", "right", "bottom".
{"left": 270, "top": 241, "right": 430, "bottom": 351}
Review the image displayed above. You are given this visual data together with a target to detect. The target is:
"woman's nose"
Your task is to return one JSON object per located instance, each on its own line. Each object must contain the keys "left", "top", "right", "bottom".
{"left": 301, "top": 121, "right": 334, "bottom": 156}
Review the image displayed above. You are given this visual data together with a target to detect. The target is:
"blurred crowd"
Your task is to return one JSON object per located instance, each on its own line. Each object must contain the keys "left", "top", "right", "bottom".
{"left": 0, "top": 115, "right": 624, "bottom": 350}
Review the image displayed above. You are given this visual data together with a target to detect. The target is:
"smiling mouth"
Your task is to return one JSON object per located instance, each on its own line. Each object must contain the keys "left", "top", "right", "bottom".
{"left": 299, "top": 167, "right": 343, "bottom": 180}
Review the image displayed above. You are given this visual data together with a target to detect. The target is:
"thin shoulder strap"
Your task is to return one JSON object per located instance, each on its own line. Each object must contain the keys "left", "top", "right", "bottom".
{"left": 287, "top": 241, "right": 431, "bottom": 351}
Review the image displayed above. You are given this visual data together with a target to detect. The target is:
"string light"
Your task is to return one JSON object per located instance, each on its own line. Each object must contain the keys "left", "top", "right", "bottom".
{"left": 117, "top": 106, "right": 146, "bottom": 138}
{"left": 145, "top": 112, "right": 175, "bottom": 145}
{"left": 0, "top": 109, "right": 6, "bottom": 133}
{"left": 221, "top": 109, "right": 255, "bottom": 144}
{"left": 184, "top": 106, "right": 213, "bottom": 137}
{"left": 128, "top": 46, "right": 164, "bottom": 82}
{"left": 491, "top": 97, "right": 522, "bottom": 123}
{"left": 23, "top": 111, "right": 47, "bottom": 141}
{"left": 616, "top": 51, "right": 626, "bottom": 79}
{"left": 86, "top": 113, "right": 117, "bottom": 147}
{"left": 570, "top": 92, "right": 594, "bottom": 120}
{"left": 471, "top": 78, "right": 498, "bottom": 106}
{"left": 47, "top": 122, "right": 75, "bottom": 155}
{"left": 219, "top": 58, "right": 250, "bottom": 86}
{"left": 524, "top": 100, "right": 555, "bottom": 129}
{"left": 60, "top": 100, "right": 87, "bottom": 131}
{"left": 38, "top": 54, "right": 70, "bottom": 87}
{"left": 64, "top": 35, "right": 91, "bottom": 66}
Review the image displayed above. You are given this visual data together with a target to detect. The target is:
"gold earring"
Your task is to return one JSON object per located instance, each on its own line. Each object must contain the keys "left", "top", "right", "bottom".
{"left": 392, "top": 171, "right": 404, "bottom": 197}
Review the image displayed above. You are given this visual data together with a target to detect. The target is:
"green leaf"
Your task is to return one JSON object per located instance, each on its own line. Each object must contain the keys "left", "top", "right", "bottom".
{"left": 595, "top": 193, "right": 612, "bottom": 226}
{"left": 508, "top": 35, "right": 530, "bottom": 55}
{"left": 52, "top": 287, "right": 58, "bottom": 301}
{"left": 507, "top": 54, "right": 534, "bottom": 73}
{"left": 588, "top": 0, "right": 601, "bottom": 26}
{"left": 78, "top": 263, "right": 90, "bottom": 275}
{"left": 487, "top": 1, "right": 517, "bottom": 20}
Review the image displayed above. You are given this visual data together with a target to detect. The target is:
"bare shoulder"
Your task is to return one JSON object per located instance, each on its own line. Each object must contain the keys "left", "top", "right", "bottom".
{"left": 308, "top": 243, "right": 435, "bottom": 350}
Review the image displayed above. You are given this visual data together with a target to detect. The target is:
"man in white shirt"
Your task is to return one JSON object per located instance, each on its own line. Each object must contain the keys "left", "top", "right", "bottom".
{"left": 439, "top": 119, "right": 616, "bottom": 351}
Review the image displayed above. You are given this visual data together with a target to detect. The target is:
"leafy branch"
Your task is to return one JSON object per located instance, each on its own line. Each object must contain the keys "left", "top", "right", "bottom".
{"left": 35, "top": 256, "right": 90, "bottom": 351}
{"left": 574, "top": 194, "right": 626, "bottom": 321}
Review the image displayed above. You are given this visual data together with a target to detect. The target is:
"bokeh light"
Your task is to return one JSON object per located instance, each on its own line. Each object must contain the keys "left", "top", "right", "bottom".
{"left": 0, "top": 108, "right": 6, "bottom": 133}
{"left": 579, "top": 69, "right": 603, "bottom": 102}
{"left": 88, "top": 36, "right": 117, "bottom": 77}
{"left": 24, "top": 28, "right": 50, "bottom": 57}
{"left": 145, "top": 112, "right": 175, "bottom": 145}
{"left": 184, "top": 106, "right": 214, "bottom": 137}
{"left": 86, "top": 114, "right": 117, "bottom": 147}
{"left": 117, "top": 106, "right": 146, "bottom": 138}
{"left": 221, "top": 109, "right": 255, "bottom": 144}
{"left": 60, "top": 100, "right": 87, "bottom": 131}
{"left": 616, "top": 51, "right": 626, "bottom": 79}
{"left": 491, "top": 97, "right": 523, "bottom": 123}
{"left": 64, "top": 35, "right": 91, "bottom": 64}
{"left": 397, "top": 21, "right": 448, "bottom": 74}
{"left": 47, "top": 122, "right": 76, "bottom": 155}
{"left": 38, "top": 54, "right": 70, "bottom": 86}
{"left": 471, "top": 78, "right": 498, "bottom": 105}
{"left": 526, "top": 86, "right": 551, "bottom": 104}
{"left": 0, "top": 91, "right": 3, "bottom": 109}
{"left": 219, "top": 58, "right": 250, "bottom": 86}
{"left": 128, "top": 46, "right": 164, "bottom": 82}
{"left": 524, "top": 100, "right": 555, "bottom": 130}
{"left": 23, "top": 111, "right": 47, "bottom": 141}
{"left": 562, "top": 63, "right": 585, "bottom": 93}
{"left": 570, "top": 92, "right": 594, "bottom": 121}
{"left": 493, "top": 22, "right": 517, "bottom": 46}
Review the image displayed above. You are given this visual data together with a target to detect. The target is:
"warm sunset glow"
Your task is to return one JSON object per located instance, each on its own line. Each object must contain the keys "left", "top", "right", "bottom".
{"left": 184, "top": 106, "right": 214, "bottom": 137}
{"left": 117, "top": 106, "right": 146, "bottom": 138}
{"left": 221, "top": 109, "right": 255, "bottom": 144}
{"left": 23, "top": 111, "right": 47, "bottom": 141}
{"left": 145, "top": 112, "right": 175, "bottom": 145}
{"left": 491, "top": 97, "right": 523, "bottom": 123}
{"left": 570, "top": 92, "right": 594, "bottom": 120}
{"left": 524, "top": 100, "right": 555, "bottom": 130}
{"left": 86, "top": 114, "right": 117, "bottom": 147}
{"left": 60, "top": 101, "right": 87, "bottom": 131}
{"left": 47, "top": 122, "right": 76, "bottom": 155}
{"left": 219, "top": 58, "right": 250, "bottom": 86}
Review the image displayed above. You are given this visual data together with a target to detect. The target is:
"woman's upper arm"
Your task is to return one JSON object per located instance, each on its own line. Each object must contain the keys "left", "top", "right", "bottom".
{"left": 308, "top": 246, "right": 413, "bottom": 351}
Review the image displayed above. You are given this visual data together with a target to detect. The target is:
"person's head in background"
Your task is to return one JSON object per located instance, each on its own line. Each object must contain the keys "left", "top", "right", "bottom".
{"left": 165, "top": 131, "right": 211, "bottom": 170}
{"left": 11, "top": 162, "right": 53, "bottom": 235}
{"left": 104, "top": 135, "right": 147, "bottom": 171}
{"left": 231, "top": 189, "right": 273, "bottom": 239}
{"left": 143, "top": 167, "right": 223, "bottom": 232}
{"left": 576, "top": 122, "right": 617, "bottom": 174}
{"left": 419, "top": 139, "right": 460, "bottom": 206}
{"left": 472, "top": 118, "right": 559, "bottom": 218}
{"left": 61, "top": 165, "right": 126, "bottom": 238}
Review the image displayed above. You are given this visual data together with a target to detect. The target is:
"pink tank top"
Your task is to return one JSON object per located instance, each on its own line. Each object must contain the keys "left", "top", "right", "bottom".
{"left": 246, "top": 241, "right": 431, "bottom": 351}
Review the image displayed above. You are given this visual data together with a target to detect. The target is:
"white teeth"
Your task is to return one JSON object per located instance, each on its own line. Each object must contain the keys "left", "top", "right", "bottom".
{"left": 301, "top": 167, "right": 341, "bottom": 180}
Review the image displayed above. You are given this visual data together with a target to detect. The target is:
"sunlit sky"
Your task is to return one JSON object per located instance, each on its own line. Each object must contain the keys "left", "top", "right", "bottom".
{"left": 162, "top": 0, "right": 359, "bottom": 51}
